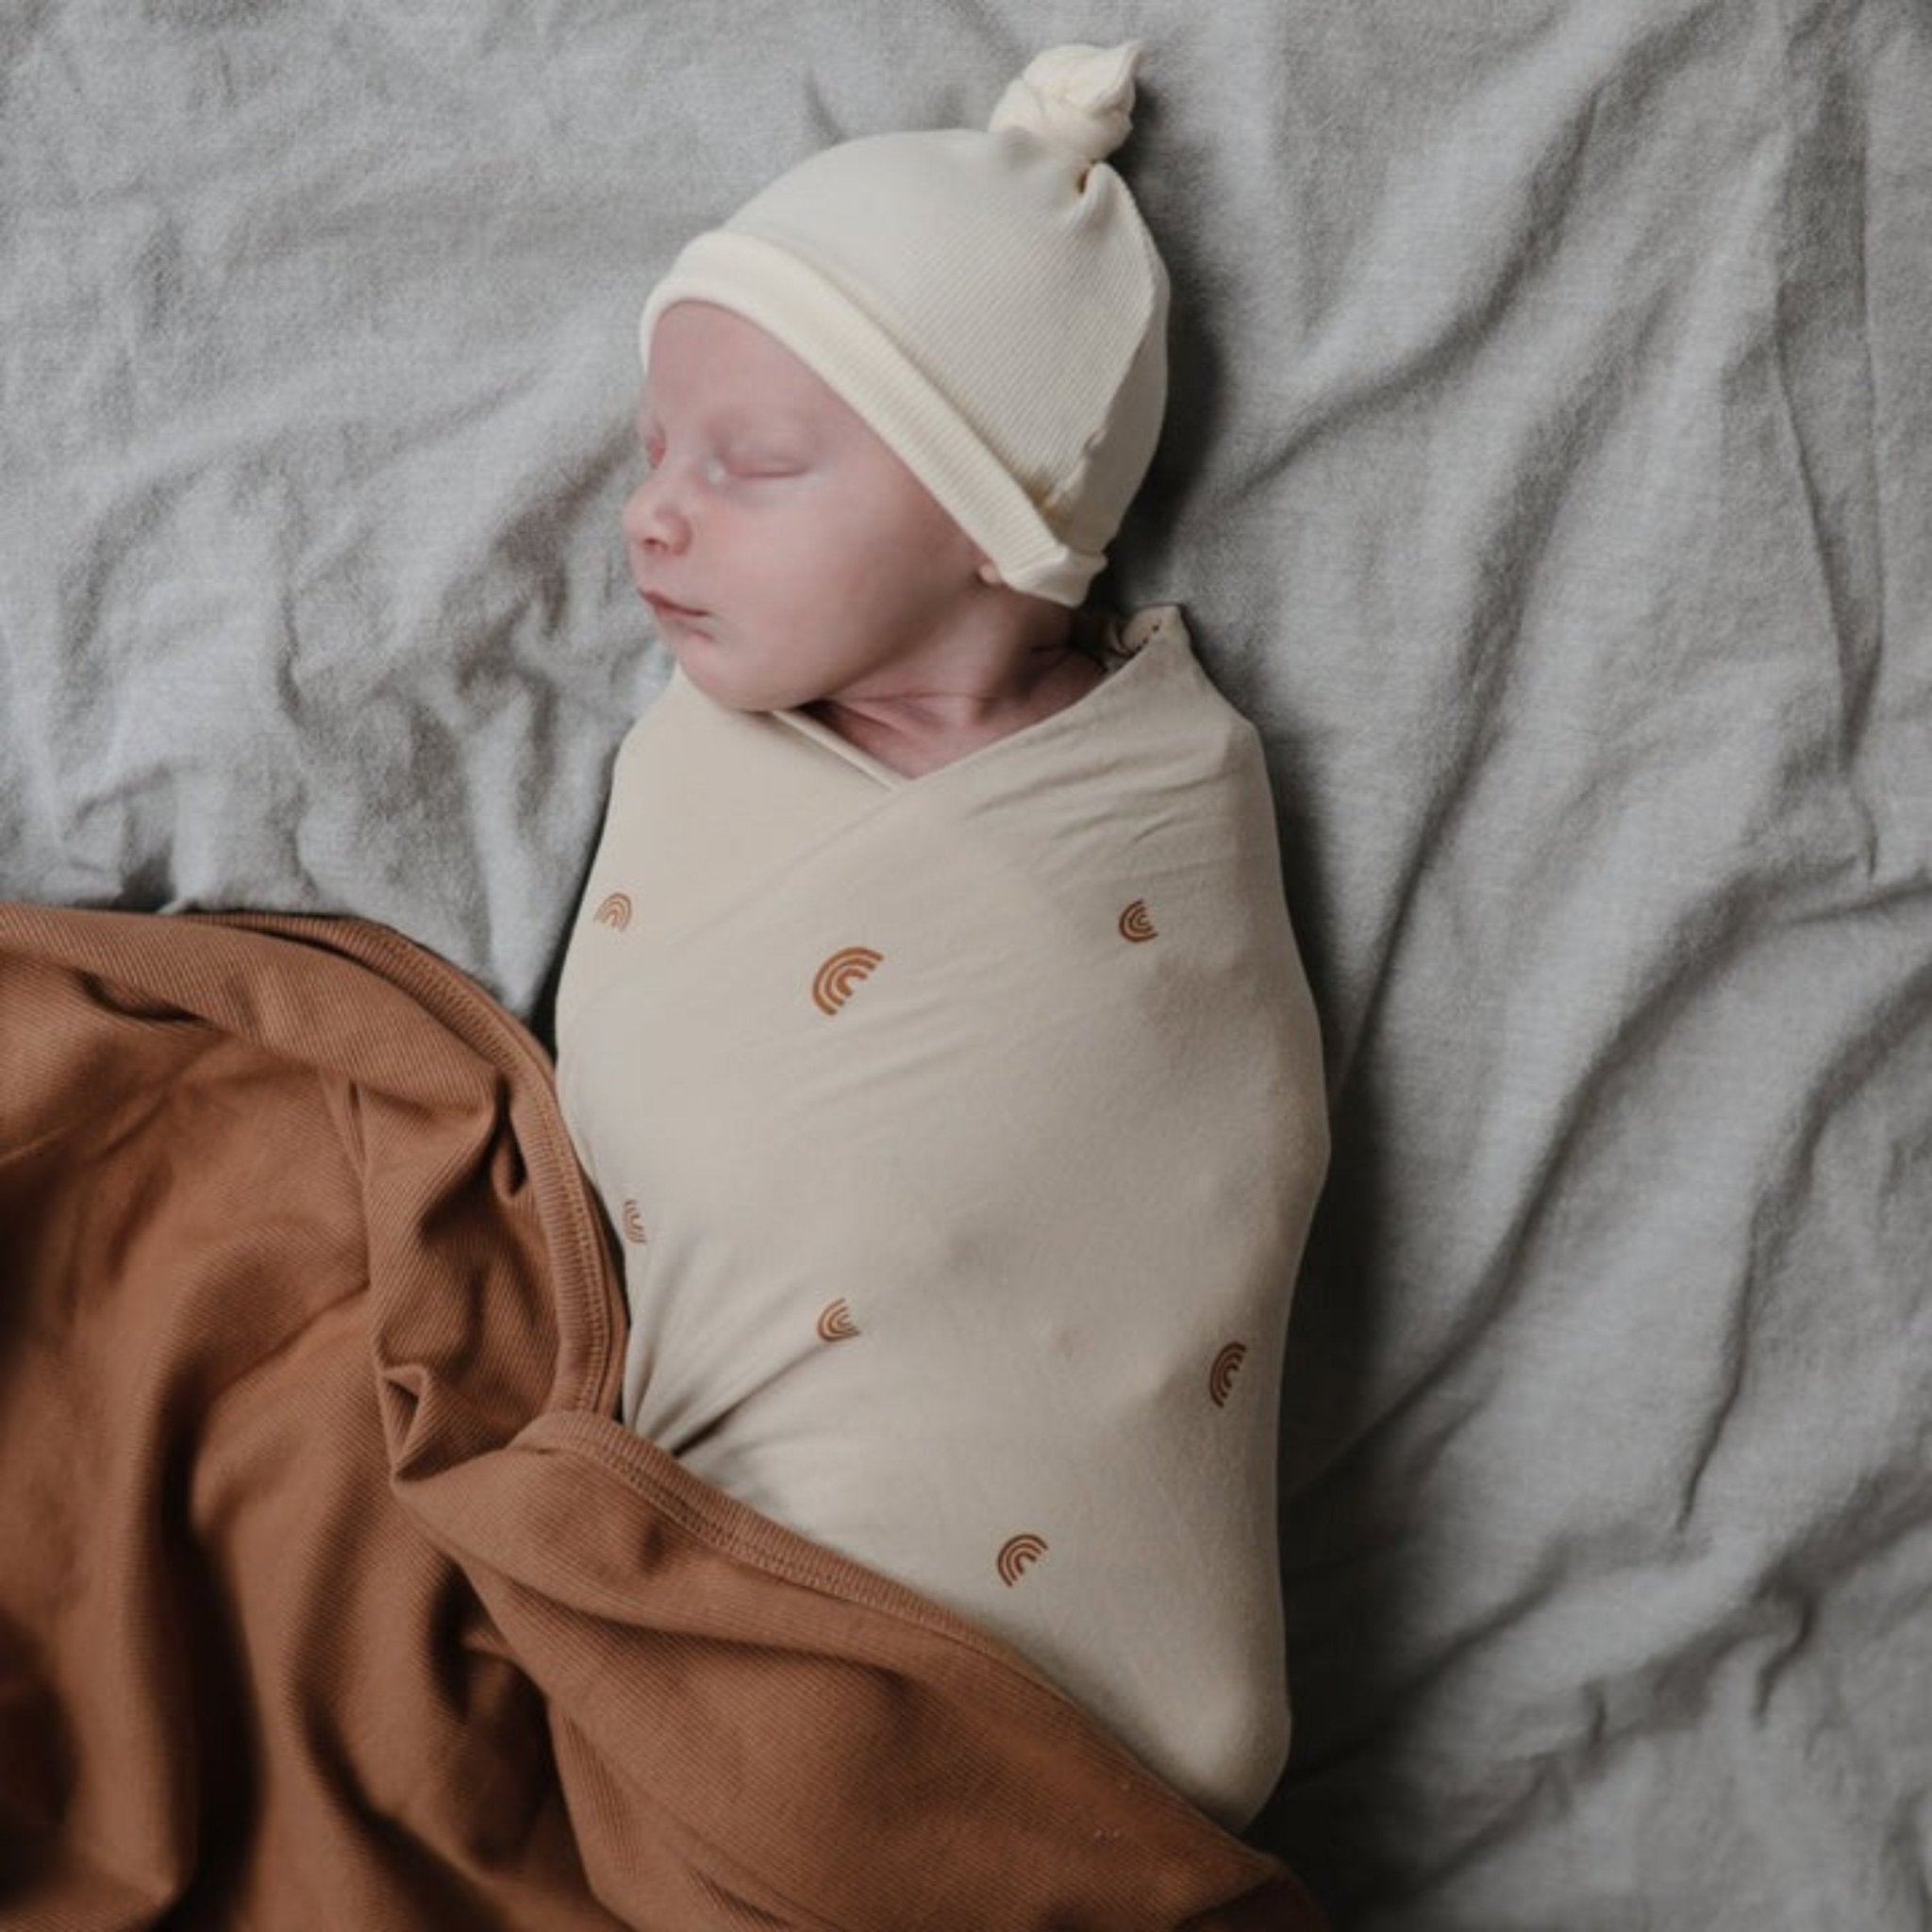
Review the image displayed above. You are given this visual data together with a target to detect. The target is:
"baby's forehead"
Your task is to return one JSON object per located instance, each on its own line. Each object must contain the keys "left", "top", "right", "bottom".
{"left": 638, "top": 304, "right": 854, "bottom": 440}
{"left": 634, "top": 380, "right": 832, "bottom": 443}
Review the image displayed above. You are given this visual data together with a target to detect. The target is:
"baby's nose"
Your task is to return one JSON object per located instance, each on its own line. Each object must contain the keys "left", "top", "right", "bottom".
{"left": 623, "top": 472, "right": 690, "bottom": 554}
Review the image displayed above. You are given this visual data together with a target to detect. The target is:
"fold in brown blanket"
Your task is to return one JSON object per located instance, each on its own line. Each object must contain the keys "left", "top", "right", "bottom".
{"left": 0, "top": 905, "right": 1326, "bottom": 1931}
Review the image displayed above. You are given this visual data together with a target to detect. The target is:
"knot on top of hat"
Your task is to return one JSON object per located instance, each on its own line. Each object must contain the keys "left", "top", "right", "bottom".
{"left": 988, "top": 42, "right": 1143, "bottom": 165}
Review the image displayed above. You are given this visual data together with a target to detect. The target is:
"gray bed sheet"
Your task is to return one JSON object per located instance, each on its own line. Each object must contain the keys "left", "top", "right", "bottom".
{"left": 3, "top": 3, "right": 1927, "bottom": 1925}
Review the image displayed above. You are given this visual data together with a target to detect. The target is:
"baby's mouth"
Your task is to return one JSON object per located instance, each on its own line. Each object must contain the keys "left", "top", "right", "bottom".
{"left": 641, "top": 591, "right": 708, "bottom": 624}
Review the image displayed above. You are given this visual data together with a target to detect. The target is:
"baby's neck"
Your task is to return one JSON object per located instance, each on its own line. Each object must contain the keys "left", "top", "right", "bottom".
{"left": 804, "top": 642, "right": 1108, "bottom": 779}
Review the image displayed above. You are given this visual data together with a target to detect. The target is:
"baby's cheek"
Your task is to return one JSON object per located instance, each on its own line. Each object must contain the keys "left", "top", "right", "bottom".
{"left": 759, "top": 521, "right": 857, "bottom": 595}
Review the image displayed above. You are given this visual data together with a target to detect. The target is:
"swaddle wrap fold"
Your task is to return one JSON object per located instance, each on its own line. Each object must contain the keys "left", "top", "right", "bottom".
{"left": 556, "top": 607, "right": 1329, "bottom": 1827}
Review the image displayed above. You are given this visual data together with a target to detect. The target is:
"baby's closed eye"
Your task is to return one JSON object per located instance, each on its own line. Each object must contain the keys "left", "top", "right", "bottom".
{"left": 727, "top": 448, "right": 808, "bottom": 479}
{"left": 641, "top": 445, "right": 806, "bottom": 484}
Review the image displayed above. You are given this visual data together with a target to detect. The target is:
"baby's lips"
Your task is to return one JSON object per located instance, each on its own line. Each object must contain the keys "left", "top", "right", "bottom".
{"left": 641, "top": 590, "right": 708, "bottom": 621}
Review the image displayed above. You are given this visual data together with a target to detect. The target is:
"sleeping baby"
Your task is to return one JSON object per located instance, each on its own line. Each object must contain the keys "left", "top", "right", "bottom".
{"left": 554, "top": 42, "right": 1330, "bottom": 1831}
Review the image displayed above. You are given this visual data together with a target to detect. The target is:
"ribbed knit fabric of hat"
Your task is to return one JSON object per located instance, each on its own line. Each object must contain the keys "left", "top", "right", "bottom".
{"left": 638, "top": 42, "right": 1171, "bottom": 608}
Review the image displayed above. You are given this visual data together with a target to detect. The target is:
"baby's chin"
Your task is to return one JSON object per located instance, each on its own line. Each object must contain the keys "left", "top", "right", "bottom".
{"left": 667, "top": 640, "right": 812, "bottom": 716}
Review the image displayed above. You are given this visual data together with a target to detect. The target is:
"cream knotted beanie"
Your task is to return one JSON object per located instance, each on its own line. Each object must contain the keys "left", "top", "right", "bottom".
{"left": 637, "top": 42, "right": 1170, "bottom": 608}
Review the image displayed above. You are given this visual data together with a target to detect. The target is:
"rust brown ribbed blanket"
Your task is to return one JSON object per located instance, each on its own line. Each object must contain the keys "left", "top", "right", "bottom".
{"left": 0, "top": 905, "right": 1326, "bottom": 1931}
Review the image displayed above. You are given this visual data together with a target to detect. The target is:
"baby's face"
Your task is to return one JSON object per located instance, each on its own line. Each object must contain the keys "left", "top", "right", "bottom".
{"left": 623, "top": 301, "right": 987, "bottom": 714}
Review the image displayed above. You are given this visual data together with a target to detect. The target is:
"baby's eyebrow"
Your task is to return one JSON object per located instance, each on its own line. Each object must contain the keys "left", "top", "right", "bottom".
{"left": 633, "top": 399, "right": 816, "bottom": 452}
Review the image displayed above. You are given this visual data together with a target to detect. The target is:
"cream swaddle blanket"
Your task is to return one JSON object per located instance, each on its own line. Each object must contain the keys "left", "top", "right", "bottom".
{"left": 555, "top": 606, "right": 1329, "bottom": 1826}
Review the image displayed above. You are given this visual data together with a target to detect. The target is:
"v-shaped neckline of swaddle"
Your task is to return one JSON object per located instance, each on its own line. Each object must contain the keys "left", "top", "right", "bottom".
{"left": 765, "top": 610, "right": 1175, "bottom": 792}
